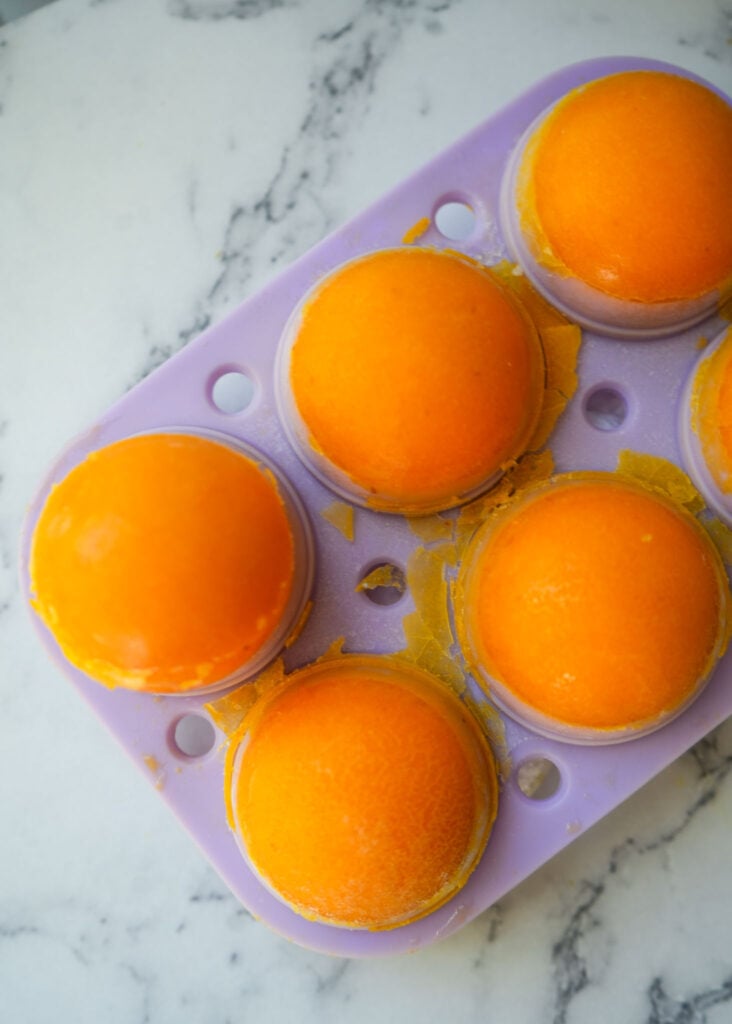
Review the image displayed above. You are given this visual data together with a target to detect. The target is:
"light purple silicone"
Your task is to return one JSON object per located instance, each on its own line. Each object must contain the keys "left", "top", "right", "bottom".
{"left": 19, "top": 56, "right": 732, "bottom": 957}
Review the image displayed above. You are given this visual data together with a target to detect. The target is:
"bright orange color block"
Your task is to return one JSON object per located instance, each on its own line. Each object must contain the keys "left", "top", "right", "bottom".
{"left": 289, "top": 248, "right": 544, "bottom": 511}
{"left": 696, "top": 328, "right": 732, "bottom": 493}
{"left": 232, "top": 657, "right": 498, "bottom": 929}
{"left": 520, "top": 71, "right": 732, "bottom": 303}
{"left": 30, "top": 433, "right": 296, "bottom": 693}
{"left": 463, "top": 475, "right": 728, "bottom": 733}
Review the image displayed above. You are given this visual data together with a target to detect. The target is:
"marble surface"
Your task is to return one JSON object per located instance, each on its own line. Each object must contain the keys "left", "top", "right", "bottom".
{"left": 2, "top": 0, "right": 732, "bottom": 1021}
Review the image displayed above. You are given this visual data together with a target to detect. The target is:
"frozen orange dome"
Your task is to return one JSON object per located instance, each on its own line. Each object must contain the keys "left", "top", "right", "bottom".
{"left": 517, "top": 70, "right": 732, "bottom": 306}
{"left": 30, "top": 433, "right": 303, "bottom": 694}
{"left": 230, "top": 656, "right": 498, "bottom": 929}
{"left": 693, "top": 327, "right": 732, "bottom": 495}
{"left": 460, "top": 474, "right": 729, "bottom": 741}
{"left": 285, "top": 248, "right": 545, "bottom": 513}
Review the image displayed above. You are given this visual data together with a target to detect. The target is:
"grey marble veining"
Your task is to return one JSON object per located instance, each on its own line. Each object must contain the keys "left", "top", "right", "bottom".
{"left": 2, "top": 1, "right": 732, "bottom": 1021}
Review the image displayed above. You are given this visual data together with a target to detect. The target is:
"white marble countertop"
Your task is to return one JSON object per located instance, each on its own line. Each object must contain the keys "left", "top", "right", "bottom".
{"left": 2, "top": 1, "right": 732, "bottom": 1021}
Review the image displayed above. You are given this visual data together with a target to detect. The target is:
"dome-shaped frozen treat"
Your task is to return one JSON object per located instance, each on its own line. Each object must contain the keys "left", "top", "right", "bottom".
{"left": 228, "top": 656, "right": 499, "bottom": 930}
{"left": 278, "top": 247, "right": 545, "bottom": 514}
{"left": 459, "top": 473, "right": 730, "bottom": 743}
{"left": 29, "top": 432, "right": 312, "bottom": 694}
{"left": 682, "top": 327, "right": 732, "bottom": 524}
{"left": 503, "top": 70, "right": 732, "bottom": 335}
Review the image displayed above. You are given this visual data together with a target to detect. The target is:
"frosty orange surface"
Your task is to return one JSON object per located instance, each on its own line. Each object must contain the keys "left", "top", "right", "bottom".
{"left": 518, "top": 70, "right": 732, "bottom": 305}
{"left": 230, "top": 656, "right": 498, "bottom": 929}
{"left": 287, "top": 248, "right": 545, "bottom": 513}
{"left": 460, "top": 474, "right": 729, "bottom": 740}
{"left": 694, "top": 328, "right": 732, "bottom": 494}
{"left": 30, "top": 433, "right": 298, "bottom": 693}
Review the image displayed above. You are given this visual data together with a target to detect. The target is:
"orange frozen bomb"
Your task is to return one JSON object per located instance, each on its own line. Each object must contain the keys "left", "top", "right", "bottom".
{"left": 284, "top": 247, "right": 545, "bottom": 513}
{"left": 229, "top": 657, "right": 498, "bottom": 929}
{"left": 693, "top": 328, "right": 732, "bottom": 496}
{"left": 29, "top": 433, "right": 304, "bottom": 694}
{"left": 460, "top": 474, "right": 729, "bottom": 743}
{"left": 512, "top": 70, "right": 732, "bottom": 331}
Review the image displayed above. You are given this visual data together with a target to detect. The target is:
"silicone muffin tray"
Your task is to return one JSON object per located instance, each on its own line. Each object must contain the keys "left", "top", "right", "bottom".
{"left": 20, "top": 56, "right": 732, "bottom": 956}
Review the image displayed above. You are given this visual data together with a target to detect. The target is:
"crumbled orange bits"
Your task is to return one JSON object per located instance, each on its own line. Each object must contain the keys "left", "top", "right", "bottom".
{"left": 283, "top": 247, "right": 545, "bottom": 514}
{"left": 30, "top": 432, "right": 307, "bottom": 694}
{"left": 511, "top": 70, "right": 732, "bottom": 331}
{"left": 459, "top": 473, "right": 730, "bottom": 743}
{"left": 228, "top": 656, "right": 498, "bottom": 929}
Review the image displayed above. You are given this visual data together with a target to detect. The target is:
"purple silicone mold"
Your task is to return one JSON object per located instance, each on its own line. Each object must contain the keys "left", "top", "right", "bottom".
{"left": 19, "top": 56, "right": 732, "bottom": 957}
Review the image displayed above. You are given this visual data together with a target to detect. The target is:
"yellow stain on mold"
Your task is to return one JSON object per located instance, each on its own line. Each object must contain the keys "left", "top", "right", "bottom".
{"left": 320, "top": 501, "right": 355, "bottom": 541}
{"left": 402, "top": 216, "right": 431, "bottom": 245}
{"left": 142, "top": 755, "right": 164, "bottom": 790}
{"left": 616, "top": 450, "right": 706, "bottom": 515}
{"left": 356, "top": 564, "right": 406, "bottom": 595}
{"left": 402, "top": 542, "right": 462, "bottom": 691}
{"left": 408, "top": 514, "right": 454, "bottom": 545}
{"left": 206, "top": 659, "right": 285, "bottom": 737}
{"left": 492, "top": 262, "right": 582, "bottom": 450}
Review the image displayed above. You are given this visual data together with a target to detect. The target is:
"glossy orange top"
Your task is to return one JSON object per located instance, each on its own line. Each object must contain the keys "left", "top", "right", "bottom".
{"left": 289, "top": 248, "right": 544, "bottom": 512}
{"left": 462, "top": 475, "right": 728, "bottom": 733}
{"left": 695, "top": 328, "right": 732, "bottom": 493}
{"left": 30, "top": 433, "right": 296, "bottom": 693}
{"left": 520, "top": 71, "right": 732, "bottom": 303}
{"left": 231, "top": 657, "right": 498, "bottom": 929}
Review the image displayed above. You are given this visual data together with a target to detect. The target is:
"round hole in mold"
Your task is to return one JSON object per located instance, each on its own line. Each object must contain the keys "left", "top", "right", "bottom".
{"left": 210, "top": 369, "right": 256, "bottom": 414}
{"left": 433, "top": 198, "right": 477, "bottom": 241}
{"left": 357, "top": 561, "right": 407, "bottom": 607}
{"left": 171, "top": 714, "right": 217, "bottom": 759}
{"left": 515, "top": 756, "right": 562, "bottom": 801}
{"left": 583, "top": 385, "right": 629, "bottom": 432}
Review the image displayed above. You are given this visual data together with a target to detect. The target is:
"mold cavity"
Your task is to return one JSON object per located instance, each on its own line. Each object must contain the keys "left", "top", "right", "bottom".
{"left": 583, "top": 386, "right": 628, "bottom": 431}
{"left": 357, "top": 561, "right": 407, "bottom": 606}
{"left": 434, "top": 200, "right": 476, "bottom": 241}
{"left": 516, "top": 757, "right": 561, "bottom": 801}
{"left": 172, "top": 714, "right": 217, "bottom": 758}
{"left": 211, "top": 370, "right": 255, "bottom": 414}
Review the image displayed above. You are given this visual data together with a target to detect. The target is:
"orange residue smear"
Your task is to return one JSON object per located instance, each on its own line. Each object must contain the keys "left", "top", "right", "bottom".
{"left": 207, "top": 658, "right": 285, "bottom": 738}
{"left": 491, "top": 263, "right": 581, "bottom": 451}
{"left": 518, "top": 70, "right": 732, "bottom": 303}
{"left": 616, "top": 450, "right": 706, "bottom": 515}
{"left": 289, "top": 248, "right": 546, "bottom": 513}
{"left": 460, "top": 472, "right": 730, "bottom": 733}
{"left": 319, "top": 500, "right": 355, "bottom": 541}
{"left": 29, "top": 433, "right": 296, "bottom": 693}
{"left": 402, "top": 216, "right": 431, "bottom": 244}
{"left": 400, "top": 450, "right": 556, "bottom": 771}
{"left": 227, "top": 656, "right": 498, "bottom": 930}
{"left": 692, "top": 327, "right": 732, "bottom": 493}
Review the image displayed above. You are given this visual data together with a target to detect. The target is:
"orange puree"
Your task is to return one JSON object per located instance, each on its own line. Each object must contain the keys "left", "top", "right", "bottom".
{"left": 30, "top": 433, "right": 296, "bottom": 693}
{"left": 231, "top": 657, "right": 498, "bottom": 929}
{"left": 519, "top": 71, "right": 732, "bottom": 304}
{"left": 461, "top": 474, "right": 728, "bottom": 736}
{"left": 288, "top": 248, "right": 544, "bottom": 513}
{"left": 695, "top": 328, "right": 732, "bottom": 493}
